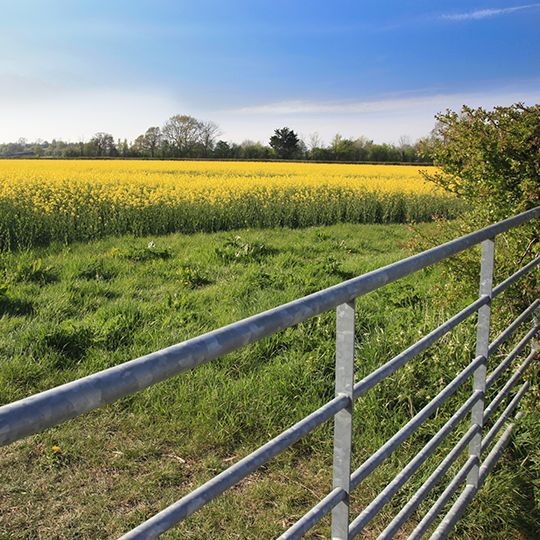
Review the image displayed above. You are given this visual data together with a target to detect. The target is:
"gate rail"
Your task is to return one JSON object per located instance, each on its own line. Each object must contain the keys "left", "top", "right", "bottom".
{"left": 1, "top": 207, "right": 539, "bottom": 539}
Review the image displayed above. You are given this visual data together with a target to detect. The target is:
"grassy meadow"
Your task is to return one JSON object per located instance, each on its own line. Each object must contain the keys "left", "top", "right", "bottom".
{"left": 0, "top": 160, "right": 463, "bottom": 250}
{"left": 0, "top": 222, "right": 538, "bottom": 539}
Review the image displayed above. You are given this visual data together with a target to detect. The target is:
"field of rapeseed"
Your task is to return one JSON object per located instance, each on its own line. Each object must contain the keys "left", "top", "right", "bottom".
{"left": 0, "top": 159, "right": 461, "bottom": 249}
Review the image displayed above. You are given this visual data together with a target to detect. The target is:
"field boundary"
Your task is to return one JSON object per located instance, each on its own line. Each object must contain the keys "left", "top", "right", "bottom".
{"left": 0, "top": 155, "right": 433, "bottom": 166}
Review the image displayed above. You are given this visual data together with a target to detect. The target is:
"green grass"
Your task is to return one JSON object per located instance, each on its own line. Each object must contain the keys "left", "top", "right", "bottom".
{"left": 0, "top": 223, "right": 538, "bottom": 539}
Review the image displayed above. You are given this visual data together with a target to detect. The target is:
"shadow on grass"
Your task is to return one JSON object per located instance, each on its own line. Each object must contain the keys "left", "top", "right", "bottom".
{"left": 0, "top": 297, "right": 33, "bottom": 316}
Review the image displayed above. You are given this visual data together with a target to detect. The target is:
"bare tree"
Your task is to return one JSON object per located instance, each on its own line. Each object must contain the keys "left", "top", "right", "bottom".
{"left": 198, "top": 121, "right": 221, "bottom": 155}
{"left": 307, "top": 132, "right": 323, "bottom": 151}
{"left": 162, "top": 115, "right": 201, "bottom": 155}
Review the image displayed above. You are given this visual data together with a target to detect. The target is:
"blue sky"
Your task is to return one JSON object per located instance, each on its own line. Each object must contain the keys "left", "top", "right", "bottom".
{"left": 1, "top": 0, "right": 539, "bottom": 144}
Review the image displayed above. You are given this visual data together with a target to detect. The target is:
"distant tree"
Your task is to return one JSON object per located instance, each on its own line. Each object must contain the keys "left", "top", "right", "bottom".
{"left": 368, "top": 143, "right": 400, "bottom": 162}
{"left": 307, "top": 132, "right": 323, "bottom": 151}
{"left": 143, "top": 127, "right": 162, "bottom": 157}
{"left": 239, "top": 140, "right": 274, "bottom": 159}
{"left": 213, "top": 140, "right": 232, "bottom": 158}
{"left": 90, "top": 132, "right": 116, "bottom": 157}
{"left": 199, "top": 121, "right": 221, "bottom": 156}
{"left": 132, "top": 135, "right": 146, "bottom": 156}
{"left": 162, "top": 115, "right": 201, "bottom": 156}
{"left": 331, "top": 134, "right": 358, "bottom": 161}
{"left": 269, "top": 127, "right": 300, "bottom": 159}
{"left": 118, "top": 139, "right": 129, "bottom": 157}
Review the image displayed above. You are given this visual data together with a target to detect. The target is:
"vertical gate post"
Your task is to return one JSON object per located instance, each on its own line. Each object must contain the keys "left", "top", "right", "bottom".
{"left": 467, "top": 237, "right": 495, "bottom": 488}
{"left": 532, "top": 307, "right": 540, "bottom": 354}
{"left": 332, "top": 301, "right": 355, "bottom": 540}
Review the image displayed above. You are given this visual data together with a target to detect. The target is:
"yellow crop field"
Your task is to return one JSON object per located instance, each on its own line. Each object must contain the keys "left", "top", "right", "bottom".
{"left": 0, "top": 159, "right": 459, "bottom": 249}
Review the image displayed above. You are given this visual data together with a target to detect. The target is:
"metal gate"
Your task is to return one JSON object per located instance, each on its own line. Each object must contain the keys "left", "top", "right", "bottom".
{"left": 1, "top": 207, "right": 539, "bottom": 539}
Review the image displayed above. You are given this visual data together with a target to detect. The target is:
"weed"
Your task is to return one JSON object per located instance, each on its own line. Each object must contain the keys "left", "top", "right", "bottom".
{"left": 10, "top": 258, "right": 57, "bottom": 284}
{"left": 176, "top": 264, "right": 210, "bottom": 288}
{"left": 215, "top": 236, "right": 273, "bottom": 263}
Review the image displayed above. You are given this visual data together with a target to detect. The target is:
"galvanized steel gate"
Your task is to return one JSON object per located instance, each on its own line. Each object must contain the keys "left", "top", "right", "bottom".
{"left": 1, "top": 207, "right": 539, "bottom": 539}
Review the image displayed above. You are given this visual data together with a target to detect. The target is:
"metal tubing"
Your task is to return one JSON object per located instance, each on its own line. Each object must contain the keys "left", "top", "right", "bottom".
{"left": 2, "top": 208, "right": 538, "bottom": 447}
{"left": 348, "top": 391, "right": 481, "bottom": 538}
{"left": 350, "top": 355, "right": 483, "bottom": 491}
{"left": 486, "top": 327, "right": 540, "bottom": 390}
{"left": 479, "top": 414, "right": 522, "bottom": 486}
{"left": 481, "top": 382, "right": 528, "bottom": 452}
{"left": 118, "top": 395, "right": 348, "bottom": 540}
{"left": 492, "top": 255, "right": 540, "bottom": 299}
{"left": 483, "top": 350, "right": 536, "bottom": 422}
{"left": 488, "top": 300, "right": 540, "bottom": 357}
{"left": 533, "top": 307, "right": 540, "bottom": 353}
{"left": 277, "top": 488, "right": 346, "bottom": 540}
{"left": 467, "top": 238, "right": 495, "bottom": 488}
{"left": 408, "top": 456, "right": 477, "bottom": 540}
{"left": 332, "top": 301, "right": 355, "bottom": 539}
{"left": 352, "top": 297, "right": 488, "bottom": 401}
{"left": 429, "top": 484, "right": 476, "bottom": 540}
{"left": 377, "top": 424, "right": 479, "bottom": 540}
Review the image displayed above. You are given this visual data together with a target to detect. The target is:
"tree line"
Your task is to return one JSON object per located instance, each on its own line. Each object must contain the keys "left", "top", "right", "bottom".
{"left": 0, "top": 114, "right": 431, "bottom": 163}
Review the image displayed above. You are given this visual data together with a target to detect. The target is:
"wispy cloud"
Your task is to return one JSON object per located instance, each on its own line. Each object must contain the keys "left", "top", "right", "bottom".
{"left": 441, "top": 4, "right": 540, "bottom": 21}
{"left": 218, "top": 87, "right": 540, "bottom": 143}
{"left": 229, "top": 93, "right": 497, "bottom": 115}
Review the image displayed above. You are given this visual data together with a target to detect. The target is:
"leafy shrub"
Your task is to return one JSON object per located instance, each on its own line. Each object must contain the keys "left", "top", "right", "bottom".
{"left": 421, "top": 103, "right": 539, "bottom": 305}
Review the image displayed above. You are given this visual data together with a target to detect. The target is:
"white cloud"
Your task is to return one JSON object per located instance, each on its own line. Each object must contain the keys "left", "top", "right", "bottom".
{"left": 214, "top": 88, "right": 540, "bottom": 144}
{"left": 441, "top": 4, "right": 540, "bottom": 21}
{"left": 228, "top": 94, "right": 486, "bottom": 115}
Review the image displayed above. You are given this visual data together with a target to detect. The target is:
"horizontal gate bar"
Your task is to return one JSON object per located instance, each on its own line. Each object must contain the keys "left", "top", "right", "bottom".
{"left": 434, "top": 382, "right": 533, "bottom": 538}
{"left": 377, "top": 424, "right": 479, "bottom": 540}
{"left": 352, "top": 297, "right": 487, "bottom": 401}
{"left": 119, "top": 394, "right": 348, "bottom": 539}
{"left": 484, "top": 350, "right": 536, "bottom": 422}
{"left": 277, "top": 487, "right": 346, "bottom": 540}
{"left": 408, "top": 455, "right": 477, "bottom": 540}
{"left": 479, "top": 413, "right": 522, "bottom": 486}
{"left": 482, "top": 382, "right": 528, "bottom": 452}
{"left": 429, "top": 484, "right": 476, "bottom": 540}
{"left": 2, "top": 207, "right": 538, "bottom": 447}
{"left": 434, "top": 408, "right": 527, "bottom": 539}
{"left": 492, "top": 256, "right": 540, "bottom": 299}
{"left": 350, "top": 355, "right": 483, "bottom": 491}
{"left": 486, "top": 328, "right": 539, "bottom": 390}
{"left": 488, "top": 300, "right": 540, "bottom": 357}
{"left": 348, "top": 391, "right": 481, "bottom": 538}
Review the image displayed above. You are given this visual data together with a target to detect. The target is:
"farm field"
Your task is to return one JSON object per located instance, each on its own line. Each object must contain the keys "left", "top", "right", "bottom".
{"left": 0, "top": 160, "right": 463, "bottom": 250}
{"left": 0, "top": 223, "right": 537, "bottom": 539}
